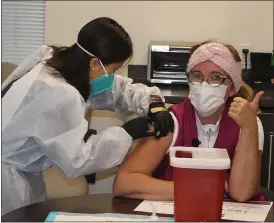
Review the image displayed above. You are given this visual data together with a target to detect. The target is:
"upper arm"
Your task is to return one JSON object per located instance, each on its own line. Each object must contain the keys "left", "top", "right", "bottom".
{"left": 118, "top": 132, "right": 173, "bottom": 176}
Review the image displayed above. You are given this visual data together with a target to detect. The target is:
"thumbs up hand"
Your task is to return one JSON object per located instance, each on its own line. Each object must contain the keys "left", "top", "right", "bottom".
{"left": 228, "top": 91, "right": 264, "bottom": 130}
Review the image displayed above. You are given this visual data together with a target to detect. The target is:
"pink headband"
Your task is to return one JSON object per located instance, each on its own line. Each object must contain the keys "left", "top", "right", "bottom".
{"left": 187, "top": 42, "right": 242, "bottom": 93}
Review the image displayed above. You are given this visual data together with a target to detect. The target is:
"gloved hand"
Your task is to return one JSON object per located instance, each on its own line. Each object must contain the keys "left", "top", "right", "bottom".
{"left": 148, "top": 101, "right": 174, "bottom": 139}
{"left": 121, "top": 117, "right": 156, "bottom": 140}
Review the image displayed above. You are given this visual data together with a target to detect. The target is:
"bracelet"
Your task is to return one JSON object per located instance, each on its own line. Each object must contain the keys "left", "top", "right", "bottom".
{"left": 149, "top": 95, "right": 163, "bottom": 104}
{"left": 150, "top": 107, "right": 168, "bottom": 113}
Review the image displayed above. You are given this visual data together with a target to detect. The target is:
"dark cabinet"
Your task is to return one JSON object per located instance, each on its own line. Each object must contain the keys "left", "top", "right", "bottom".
{"left": 258, "top": 113, "right": 274, "bottom": 191}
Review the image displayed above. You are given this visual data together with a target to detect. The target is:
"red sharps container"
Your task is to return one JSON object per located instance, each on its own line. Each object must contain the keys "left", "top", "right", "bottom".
{"left": 170, "top": 146, "right": 230, "bottom": 222}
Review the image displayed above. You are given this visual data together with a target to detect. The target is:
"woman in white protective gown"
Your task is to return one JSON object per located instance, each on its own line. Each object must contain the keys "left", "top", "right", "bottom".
{"left": 1, "top": 17, "right": 174, "bottom": 215}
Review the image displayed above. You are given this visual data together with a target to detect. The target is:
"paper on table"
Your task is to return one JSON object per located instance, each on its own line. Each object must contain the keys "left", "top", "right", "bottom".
{"left": 134, "top": 200, "right": 273, "bottom": 222}
{"left": 53, "top": 215, "right": 150, "bottom": 222}
{"left": 45, "top": 212, "right": 172, "bottom": 222}
{"left": 135, "top": 200, "right": 174, "bottom": 215}
{"left": 222, "top": 201, "right": 273, "bottom": 222}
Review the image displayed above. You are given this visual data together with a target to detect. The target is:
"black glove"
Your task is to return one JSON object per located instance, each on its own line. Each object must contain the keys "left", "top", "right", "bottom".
{"left": 148, "top": 101, "right": 174, "bottom": 139}
{"left": 121, "top": 117, "right": 156, "bottom": 140}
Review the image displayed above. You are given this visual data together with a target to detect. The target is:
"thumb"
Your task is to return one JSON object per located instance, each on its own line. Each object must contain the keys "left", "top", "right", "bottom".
{"left": 251, "top": 91, "right": 264, "bottom": 108}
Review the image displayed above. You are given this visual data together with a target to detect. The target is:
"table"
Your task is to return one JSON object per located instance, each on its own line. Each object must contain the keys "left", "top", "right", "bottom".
{"left": 1, "top": 194, "right": 144, "bottom": 222}
{"left": 2, "top": 194, "right": 273, "bottom": 222}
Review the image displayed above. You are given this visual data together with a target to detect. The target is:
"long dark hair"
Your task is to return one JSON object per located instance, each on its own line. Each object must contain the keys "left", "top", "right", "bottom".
{"left": 45, "top": 17, "right": 133, "bottom": 101}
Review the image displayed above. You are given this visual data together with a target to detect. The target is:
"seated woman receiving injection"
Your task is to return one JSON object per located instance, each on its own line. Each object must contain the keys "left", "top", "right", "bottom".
{"left": 113, "top": 41, "right": 265, "bottom": 202}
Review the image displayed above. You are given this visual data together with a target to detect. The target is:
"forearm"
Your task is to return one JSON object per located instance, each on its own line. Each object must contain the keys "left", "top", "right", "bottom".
{"left": 229, "top": 127, "right": 261, "bottom": 201}
{"left": 114, "top": 172, "right": 173, "bottom": 200}
{"left": 113, "top": 75, "right": 163, "bottom": 116}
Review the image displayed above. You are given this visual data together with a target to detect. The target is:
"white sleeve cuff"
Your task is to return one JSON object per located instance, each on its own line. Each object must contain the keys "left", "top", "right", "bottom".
{"left": 166, "top": 111, "right": 179, "bottom": 154}
{"left": 257, "top": 116, "right": 264, "bottom": 152}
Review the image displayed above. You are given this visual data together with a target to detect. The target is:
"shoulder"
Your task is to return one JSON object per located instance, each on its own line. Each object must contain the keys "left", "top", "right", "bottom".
{"left": 34, "top": 70, "right": 86, "bottom": 131}
{"left": 169, "top": 102, "right": 184, "bottom": 112}
{"left": 33, "top": 65, "right": 84, "bottom": 113}
{"left": 42, "top": 66, "right": 82, "bottom": 99}
{"left": 168, "top": 99, "right": 191, "bottom": 118}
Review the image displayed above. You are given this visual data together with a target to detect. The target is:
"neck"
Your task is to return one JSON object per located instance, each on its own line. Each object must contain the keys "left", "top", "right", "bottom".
{"left": 197, "top": 105, "right": 225, "bottom": 125}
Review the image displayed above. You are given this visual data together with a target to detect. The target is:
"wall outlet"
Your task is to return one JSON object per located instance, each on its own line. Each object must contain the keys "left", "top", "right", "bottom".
{"left": 239, "top": 44, "right": 252, "bottom": 69}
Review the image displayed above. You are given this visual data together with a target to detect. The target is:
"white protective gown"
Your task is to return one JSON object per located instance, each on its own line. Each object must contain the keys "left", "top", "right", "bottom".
{"left": 1, "top": 45, "right": 163, "bottom": 215}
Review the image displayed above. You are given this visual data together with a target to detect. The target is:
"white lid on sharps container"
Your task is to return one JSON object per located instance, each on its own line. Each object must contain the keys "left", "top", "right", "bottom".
{"left": 170, "top": 147, "right": 231, "bottom": 170}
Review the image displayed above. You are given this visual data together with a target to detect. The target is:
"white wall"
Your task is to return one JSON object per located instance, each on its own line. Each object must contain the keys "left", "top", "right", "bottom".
{"left": 45, "top": 1, "right": 273, "bottom": 68}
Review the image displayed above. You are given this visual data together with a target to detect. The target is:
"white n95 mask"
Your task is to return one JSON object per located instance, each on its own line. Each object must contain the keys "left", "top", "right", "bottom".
{"left": 189, "top": 82, "right": 228, "bottom": 117}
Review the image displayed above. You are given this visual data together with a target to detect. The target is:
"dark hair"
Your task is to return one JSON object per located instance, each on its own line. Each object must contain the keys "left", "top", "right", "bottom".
{"left": 45, "top": 17, "right": 133, "bottom": 101}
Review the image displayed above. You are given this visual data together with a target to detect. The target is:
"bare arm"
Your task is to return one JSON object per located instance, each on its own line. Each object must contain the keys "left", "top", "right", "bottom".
{"left": 229, "top": 127, "right": 262, "bottom": 202}
{"left": 228, "top": 92, "right": 264, "bottom": 202}
{"left": 113, "top": 133, "right": 174, "bottom": 200}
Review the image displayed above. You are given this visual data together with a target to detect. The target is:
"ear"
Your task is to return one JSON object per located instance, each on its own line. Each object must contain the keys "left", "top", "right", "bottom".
{"left": 228, "top": 85, "right": 236, "bottom": 97}
{"left": 89, "top": 58, "right": 100, "bottom": 70}
{"left": 224, "top": 85, "right": 235, "bottom": 101}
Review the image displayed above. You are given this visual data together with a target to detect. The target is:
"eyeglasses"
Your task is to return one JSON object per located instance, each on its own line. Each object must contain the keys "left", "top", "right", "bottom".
{"left": 186, "top": 71, "right": 232, "bottom": 87}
